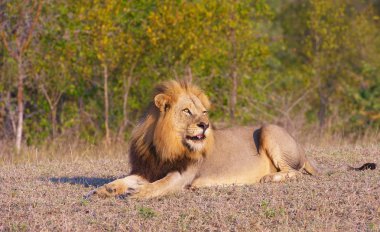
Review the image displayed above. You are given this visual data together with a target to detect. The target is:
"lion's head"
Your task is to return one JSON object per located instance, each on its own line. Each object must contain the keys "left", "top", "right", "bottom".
{"left": 129, "top": 80, "right": 214, "bottom": 181}
{"left": 152, "top": 80, "right": 213, "bottom": 156}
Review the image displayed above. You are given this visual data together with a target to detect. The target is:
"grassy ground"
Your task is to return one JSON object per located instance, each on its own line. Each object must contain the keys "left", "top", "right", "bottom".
{"left": 0, "top": 144, "right": 379, "bottom": 231}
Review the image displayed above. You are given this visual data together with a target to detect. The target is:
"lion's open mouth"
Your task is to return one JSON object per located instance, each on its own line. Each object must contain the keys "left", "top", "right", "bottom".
{"left": 186, "top": 134, "right": 206, "bottom": 141}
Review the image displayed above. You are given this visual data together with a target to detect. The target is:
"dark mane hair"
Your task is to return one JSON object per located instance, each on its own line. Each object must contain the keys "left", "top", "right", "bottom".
{"left": 128, "top": 80, "right": 213, "bottom": 182}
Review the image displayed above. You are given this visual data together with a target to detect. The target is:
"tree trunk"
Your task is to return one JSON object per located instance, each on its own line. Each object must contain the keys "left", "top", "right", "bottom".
{"left": 15, "top": 56, "right": 24, "bottom": 154}
{"left": 229, "top": 69, "right": 237, "bottom": 121}
{"left": 229, "top": 24, "right": 238, "bottom": 121}
{"left": 318, "top": 87, "right": 328, "bottom": 133}
{"left": 51, "top": 107, "right": 57, "bottom": 139}
{"left": 77, "top": 97, "right": 84, "bottom": 135}
{"left": 39, "top": 84, "right": 61, "bottom": 140}
{"left": 0, "top": 94, "right": 5, "bottom": 135}
{"left": 103, "top": 63, "right": 110, "bottom": 145}
{"left": 5, "top": 91, "right": 17, "bottom": 135}
{"left": 117, "top": 61, "right": 138, "bottom": 140}
{"left": 117, "top": 73, "right": 133, "bottom": 140}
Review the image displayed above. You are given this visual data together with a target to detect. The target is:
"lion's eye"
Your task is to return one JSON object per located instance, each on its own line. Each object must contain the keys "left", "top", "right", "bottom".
{"left": 203, "top": 111, "right": 208, "bottom": 115}
{"left": 183, "top": 108, "right": 192, "bottom": 115}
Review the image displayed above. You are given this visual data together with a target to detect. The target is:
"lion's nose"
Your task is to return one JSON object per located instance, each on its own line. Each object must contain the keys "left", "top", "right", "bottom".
{"left": 197, "top": 122, "right": 209, "bottom": 130}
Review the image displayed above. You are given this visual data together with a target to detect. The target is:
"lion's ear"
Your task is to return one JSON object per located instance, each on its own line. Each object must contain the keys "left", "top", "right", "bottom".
{"left": 154, "top": 93, "right": 171, "bottom": 112}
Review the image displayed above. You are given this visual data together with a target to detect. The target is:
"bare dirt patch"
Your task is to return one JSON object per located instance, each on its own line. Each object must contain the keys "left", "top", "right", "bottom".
{"left": 0, "top": 144, "right": 379, "bottom": 231}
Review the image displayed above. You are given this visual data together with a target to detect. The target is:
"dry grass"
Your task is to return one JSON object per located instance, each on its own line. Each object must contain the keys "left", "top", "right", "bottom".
{"left": 0, "top": 140, "right": 129, "bottom": 164}
{"left": 0, "top": 143, "right": 379, "bottom": 231}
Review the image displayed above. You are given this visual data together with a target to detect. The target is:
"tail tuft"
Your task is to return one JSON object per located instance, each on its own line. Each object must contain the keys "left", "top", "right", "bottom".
{"left": 356, "top": 163, "right": 376, "bottom": 171}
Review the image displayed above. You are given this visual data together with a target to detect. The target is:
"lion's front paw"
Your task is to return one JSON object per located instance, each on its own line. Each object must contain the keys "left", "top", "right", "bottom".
{"left": 84, "top": 179, "right": 128, "bottom": 199}
{"left": 118, "top": 183, "right": 146, "bottom": 199}
{"left": 84, "top": 175, "right": 148, "bottom": 199}
{"left": 127, "top": 184, "right": 155, "bottom": 199}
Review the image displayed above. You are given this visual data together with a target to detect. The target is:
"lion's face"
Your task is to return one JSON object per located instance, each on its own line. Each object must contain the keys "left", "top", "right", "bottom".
{"left": 153, "top": 84, "right": 213, "bottom": 159}
{"left": 173, "top": 93, "right": 211, "bottom": 151}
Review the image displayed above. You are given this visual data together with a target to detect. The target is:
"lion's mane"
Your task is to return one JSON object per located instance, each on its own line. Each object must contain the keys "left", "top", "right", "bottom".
{"left": 128, "top": 80, "right": 214, "bottom": 182}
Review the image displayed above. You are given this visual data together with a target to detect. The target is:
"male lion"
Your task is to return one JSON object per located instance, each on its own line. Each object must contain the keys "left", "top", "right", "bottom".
{"left": 86, "top": 80, "right": 375, "bottom": 199}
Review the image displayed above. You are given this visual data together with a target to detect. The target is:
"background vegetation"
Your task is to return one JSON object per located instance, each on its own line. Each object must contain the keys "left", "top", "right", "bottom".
{"left": 1, "top": 2, "right": 379, "bottom": 230}
{"left": 1, "top": 0, "right": 380, "bottom": 154}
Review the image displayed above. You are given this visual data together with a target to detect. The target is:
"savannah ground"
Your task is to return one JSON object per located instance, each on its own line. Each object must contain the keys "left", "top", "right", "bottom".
{"left": 0, "top": 142, "right": 379, "bottom": 231}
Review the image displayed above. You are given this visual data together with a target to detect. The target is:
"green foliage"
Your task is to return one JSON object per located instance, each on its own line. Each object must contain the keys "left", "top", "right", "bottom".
{"left": 80, "top": 199, "right": 90, "bottom": 207}
{"left": 260, "top": 199, "right": 278, "bottom": 218}
{"left": 0, "top": 0, "right": 379, "bottom": 145}
{"left": 138, "top": 206, "right": 157, "bottom": 219}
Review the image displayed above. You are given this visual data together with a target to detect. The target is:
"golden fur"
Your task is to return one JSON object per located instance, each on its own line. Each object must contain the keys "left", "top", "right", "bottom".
{"left": 86, "top": 80, "right": 376, "bottom": 199}
{"left": 128, "top": 80, "right": 214, "bottom": 182}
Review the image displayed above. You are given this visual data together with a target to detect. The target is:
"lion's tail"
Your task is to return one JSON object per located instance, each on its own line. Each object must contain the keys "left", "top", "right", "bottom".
{"left": 346, "top": 163, "right": 377, "bottom": 171}
{"left": 303, "top": 159, "right": 376, "bottom": 176}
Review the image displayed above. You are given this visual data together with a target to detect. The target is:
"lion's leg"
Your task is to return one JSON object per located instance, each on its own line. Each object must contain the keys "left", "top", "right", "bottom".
{"left": 259, "top": 143, "right": 304, "bottom": 183}
{"left": 130, "top": 165, "right": 199, "bottom": 199}
{"left": 84, "top": 175, "right": 148, "bottom": 199}
{"left": 130, "top": 172, "right": 182, "bottom": 199}
{"left": 86, "top": 164, "right": 199, "bottom": 199}
{"left": 259, "top": 125, "right": 307, "bottom": 183}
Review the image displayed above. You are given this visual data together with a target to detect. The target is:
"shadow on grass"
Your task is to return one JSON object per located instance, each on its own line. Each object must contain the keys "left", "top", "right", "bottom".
{"left": 49, "top": 176, "right": 116, "bottom": 187}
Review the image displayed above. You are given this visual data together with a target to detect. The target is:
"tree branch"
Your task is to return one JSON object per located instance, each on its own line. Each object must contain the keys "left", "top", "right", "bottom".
{"left": 0, "top": 31, "right": 17, "bottom": 58}
{"left": 285, "top": 87, "right": 315, "bottom": 114}
{"left": 21, "top": 0, "right": 43, "bottom": 52}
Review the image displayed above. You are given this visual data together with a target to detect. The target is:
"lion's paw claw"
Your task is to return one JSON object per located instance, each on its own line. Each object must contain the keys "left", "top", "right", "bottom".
{"left": 83, "top": 189, "right": 97, "bottom": 199}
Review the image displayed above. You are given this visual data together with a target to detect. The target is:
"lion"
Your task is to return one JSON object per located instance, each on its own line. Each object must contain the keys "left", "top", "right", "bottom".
{"left": 85, "top": 80, "right": 376, "bottom": 199}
